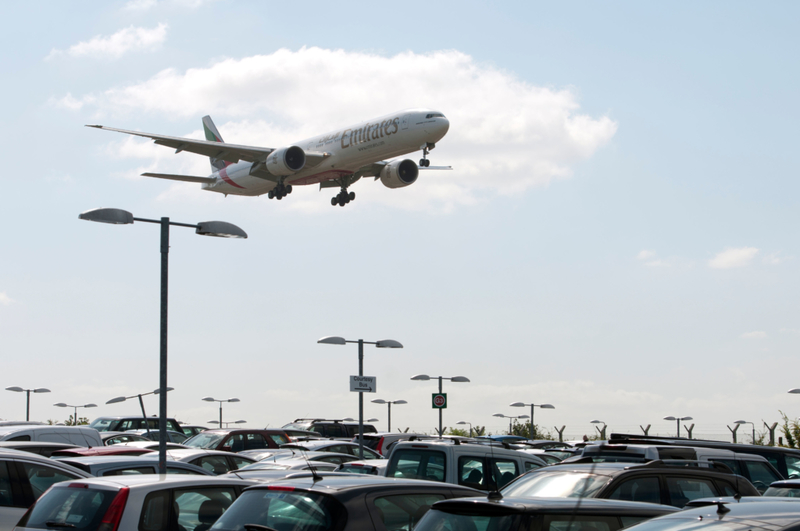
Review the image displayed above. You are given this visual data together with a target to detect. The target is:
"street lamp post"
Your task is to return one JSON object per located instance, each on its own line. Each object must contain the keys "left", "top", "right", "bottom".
{"left": 735, "top": 420, "right": 756, "bottom": 444}
{"left": 456, "top": 420, "right": 473, "bottom": 437}
{"left": 106, "top": 388, "right": 174, "bottom": 435}
{"left": 663, "top": 416, "right": 692, "bottom": 437}
{"left": 202, "top": 397, "right": 240, "bottom": 428}
{"left": 54, "top": 402, "right": 97, "bottom": 425}
{"left": 5, "top": 387, "right": 51, "bottom": 421}
{"left": 493, "top": 413, "right": 529, "bottom": 435}
{"left": 411, "top": 374, "right": 470, "bottom": 438}
{"left": 510, "top": 401, "right": 555, "bottom": 440}
{"left": 317, "top": 336, "right": 403, "bottom": 458}
{"left": 590, "top": 420, "right": 607, "bottom": 440}
{"left": 81, "top": 207, "right": 246, "bottom": 474}
{"left": 371, "top": 399, "right": 407, "bottom": 432}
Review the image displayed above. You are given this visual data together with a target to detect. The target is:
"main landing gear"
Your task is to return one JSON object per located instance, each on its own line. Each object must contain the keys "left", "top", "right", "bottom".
{"left": 268, "top": 182, "right": 292, "bottom": 200}
{"left": 331, "top": 188, "right": 356, "bottom": 207}
{"left": 419, "top": 145, "right": 431, "bottom": 167}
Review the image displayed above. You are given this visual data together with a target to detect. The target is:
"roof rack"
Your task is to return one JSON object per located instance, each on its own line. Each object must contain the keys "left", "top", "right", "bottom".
{"left": 628, "top": 459, "right": 734, "bottom": 474}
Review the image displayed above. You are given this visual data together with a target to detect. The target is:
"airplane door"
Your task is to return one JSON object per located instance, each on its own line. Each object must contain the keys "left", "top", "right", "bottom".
{"left": 401, "top": 114, "right": 409, "bottom": 130}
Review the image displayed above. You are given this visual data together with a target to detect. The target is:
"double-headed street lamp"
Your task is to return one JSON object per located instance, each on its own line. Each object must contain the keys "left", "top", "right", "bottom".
{"left": 735, "top": 420, "right": 756, "bottom": 444}
{"left": 54, "top": 402, "right": 97, "bottom": 424}
{"left": 81, "top": 207, "right": 246, "bottom": 474}
{"left": 510, "top": 401, "right": 555, "bottom": 440}
{"left": 318, "top": 336, "right": 403, "bottom": 458}
{"left": 371, "top": 399, "right": 406, "bottom": 432}
{"left": 664, "top": 416, "right": 692, "bottom": 437}
{"left": 411, "top": 375, "right": 470, "bottom": 439}
{"left": 5, "top": 387, "right": 51, "bottom": 421}
{"left": 493, "top": 413, "right": 529, "bottom": 435}
{"left": 456, "top": 420, "right": 473, "bottom": 437}
{"left": 202, "top": 397, "right": 240, "bottom": 428}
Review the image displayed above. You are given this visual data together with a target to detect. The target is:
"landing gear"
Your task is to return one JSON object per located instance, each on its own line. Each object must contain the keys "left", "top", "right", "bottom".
{"left": 331, "top": 188, "right": 356, "bottom": 207}
{"left": 419, "top": 145, "right": 432, "bottom": 167}
{"left": 268, "top": 182, "right": 293, "bottom": 200}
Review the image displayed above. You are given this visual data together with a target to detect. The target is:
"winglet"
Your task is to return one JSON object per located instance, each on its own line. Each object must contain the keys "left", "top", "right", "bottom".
{"left": 85, "top": 125, "right": 103, "bottom": 128}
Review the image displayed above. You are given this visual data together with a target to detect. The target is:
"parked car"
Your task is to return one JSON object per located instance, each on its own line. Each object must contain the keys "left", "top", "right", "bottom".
{"left": 14, "top": 475, "right": 257, "bottom": 531}
{"left": 282, "top": 428, "right": 323, "bottom": 441}
{"left": 359, "top": 432, "right": 426, "bottom": 456}
{"left": 52, "top": 446, "right": 155, "bottom": 458}
{"left": 99, "top": 431, "right": 151, "bottom": 445}
{"left": 88, "top": 415, "right": 186, "bottom": 434}
{"left": 280, "top": 439, "right": 383, "bottom": 459}
{"left": 52, "top": 455, "right": 213, "bottom": 476}
{"left": 0, "top": 442, "right": 79, "bottom": 457}
{"left": 501, "top": 461, "right": 761, "bottom": 508}
{"left": 180, "top": 425, "right": 209, "bottom": 437}
{"left": 334, "top": 459, "right": 389, "bottom": 476}
{"left": 608, "top": 433, "right": 800, "bottom": 480}
{"left": 417, "top": 497, "right": 679, "bottom": 531}
{"left": 208, "top": 474, "right": 482, "bottom": 531}
{"left": 184, "top": 429, "right": 289, "bottom": 452}
{"left": 0, "top": 448, "right": 91, "bottom": 530}
{"left": 765, "top": 479, "right": 800, "bottom": 497}
{"left": 164, "top": 449, "right": 255, "bottom": 475}
{"left": 0, "top": 426, "right": 102, "bottom": 447}
{"left": 235, "top": 457, "right": 340, "bottom": 473}
{"left": 521, "top": 449, "right": 565, "bottom": 465}
{"left": 386, "top": 439, "right": 547, "bottom": 491}
{"left": 249, "top": 450, "right": 361, "bottom": 467}
{"left": 117, "top": 441, "right": 189, "bottom": 451}
{"left": 621, "top": 499, "right": 800, "bottom": 531}
{"left": 282, "top": 418, "right": 377, "bottom": 438}
{"left": 125, "top": 429, "right": 190, "bottom": 443}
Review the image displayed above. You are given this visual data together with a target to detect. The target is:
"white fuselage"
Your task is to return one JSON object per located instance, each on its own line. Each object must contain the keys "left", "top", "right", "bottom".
{"left": 202, "top": 109, "right": 449, "bottom": 196}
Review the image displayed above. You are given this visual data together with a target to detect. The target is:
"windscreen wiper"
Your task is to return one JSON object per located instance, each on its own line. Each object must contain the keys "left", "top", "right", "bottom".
{"left": 45, "top": 522, "right": 76, "bottom": 528}
{"left": 244, "top": 525, "right": 279, "bottom": 531}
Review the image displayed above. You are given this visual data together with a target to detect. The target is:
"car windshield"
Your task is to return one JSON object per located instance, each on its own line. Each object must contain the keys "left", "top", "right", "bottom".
{"left": 415, "top": 509, "right": 519, "bottom": 531}
{"left": 88, "top": 418, "right": 113, "bottom": 432}
{"left": 764, "top": 486, "right": 800, "bottom": 497}
{"left": 17, "top": 485, "right": 116, "bottom": 530}
{"left": 501, "top": 471, "right": 609, "bottom": 498}
{"left": 185, "top": 433, "right": 226, "bottom": 448}
{"left": 210, "top": 489, "right": 343, "bottom": 531}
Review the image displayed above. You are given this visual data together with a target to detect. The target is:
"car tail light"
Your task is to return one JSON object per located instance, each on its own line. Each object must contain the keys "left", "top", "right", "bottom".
{"left": 267, "top": 486, "right": 295, "bottom": 492}
{"left": 97, "top": 487, "right": 129, "bottom": 531}
{"left": 376, "top": 438, "right": 384, "bottom": 455}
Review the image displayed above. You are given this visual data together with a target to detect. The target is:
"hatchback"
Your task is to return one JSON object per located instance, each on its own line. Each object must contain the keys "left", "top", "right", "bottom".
{"left": 622, "top": 499, "right": 800, "bottom": 531}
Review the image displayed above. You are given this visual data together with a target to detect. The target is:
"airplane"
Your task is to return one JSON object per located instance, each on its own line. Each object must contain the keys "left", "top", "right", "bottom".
{"left": 87, "top": 109, "right": 451, "bottom": 207}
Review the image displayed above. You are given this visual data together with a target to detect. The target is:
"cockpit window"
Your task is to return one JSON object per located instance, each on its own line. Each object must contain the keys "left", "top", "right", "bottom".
{"left": 426, "top": 113, "right": 445, "bottom": 119}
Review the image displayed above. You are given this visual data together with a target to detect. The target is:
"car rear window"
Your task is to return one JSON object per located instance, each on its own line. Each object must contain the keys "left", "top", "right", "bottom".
{"left": 415, "top": 509, "right": 519, "bottom": 531}
{"left": 269, "top": 433, "right": 290, "bottom": 446}
{"left": 500, "top": 471, "right": 608, "bottom": 498}
{"left": 18, "top": 485, "right": 116, "bottom": 530}
{"left": 210, "top": 489, "right": 344, "bottom": 531}
{"left": 374, "top": 493, "right": 445, "bottom": 531}
{"left": 388, "top": 449, "right": 446, "bottom": 482}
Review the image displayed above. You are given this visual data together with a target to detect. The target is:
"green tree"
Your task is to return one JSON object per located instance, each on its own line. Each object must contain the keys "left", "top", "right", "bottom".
{"left": 65, "top": 415, "right": 89, "bottom": 426}
{"left": 447, "top": 428, "right": 469, "bottom": 437}
{"left": 511, "top": 420, "right": 553, "bottom": 440}
{"left": 780, "top": 411, "right": 800, "bottom": 448}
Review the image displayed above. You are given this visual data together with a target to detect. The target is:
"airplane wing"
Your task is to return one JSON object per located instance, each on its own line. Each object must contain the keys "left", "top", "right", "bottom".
{"left": 86, "top": 125, "right": 274, "bottom": 164}
{"left": 141, "top": 173, "right": 216, "bottom": 184}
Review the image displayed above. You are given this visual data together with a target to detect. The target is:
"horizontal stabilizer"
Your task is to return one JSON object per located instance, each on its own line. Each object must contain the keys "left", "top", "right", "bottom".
{"left": 141, "top": 172, "right": 215, "bottom": 184}
{"left": 420, "top": 165, "right": 453, "bottom": 170}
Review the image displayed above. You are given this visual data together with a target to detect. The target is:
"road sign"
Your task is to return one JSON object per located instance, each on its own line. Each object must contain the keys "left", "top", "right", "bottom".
{"left": 432, "top": 393, "right": 447, "bottom": 409}
{"left": 350, "top": 375, "right": 377, "bottom": 393}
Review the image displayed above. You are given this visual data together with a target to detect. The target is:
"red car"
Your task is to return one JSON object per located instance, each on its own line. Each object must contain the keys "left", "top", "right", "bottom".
{"left": 51, "top": 446, "right": 154, "bottom": 457}
{"left": 183, "top": 429, "right": 290, "bottom": 452}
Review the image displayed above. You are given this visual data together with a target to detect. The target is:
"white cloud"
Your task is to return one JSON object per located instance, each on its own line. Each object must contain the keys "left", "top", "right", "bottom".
{"left": 763, "top": 252, "right": 787, "bottom": 265}
{"left": 708, "top": 247, "right": 759, "bottom": 269}
{"left": 123, "top": 0, "right": 157, "bottom": 9}
{"left": 47, "top": 24, "right": 168, "bottom": 60}
{"left": 637, "top": 250, "right": 655, "bottom": 260}
{"left": 68, "top": 47, "right": 617, "bottom": 212}
{"left": 741, "top": 331, "right": 766, "bottom": 339}
{"left": 780, "top": 328, "right": 800, "bottom": 335}
{"left": 0, "top": 293, "right": 14, "bottom": 306}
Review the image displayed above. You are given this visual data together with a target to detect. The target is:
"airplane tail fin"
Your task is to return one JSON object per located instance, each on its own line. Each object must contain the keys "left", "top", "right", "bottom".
{"left": 202, "top": 115, "right": 226, "bottom": 173}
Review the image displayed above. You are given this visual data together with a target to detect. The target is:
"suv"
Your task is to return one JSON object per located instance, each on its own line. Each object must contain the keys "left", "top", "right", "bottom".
{"left": 282, "top": 418, "right": 377, "bottom": 438}
{"left": 360, "top": 432, "right": 426, "bottom": 456}
{"left": 183, "top": 429, "right": 289, "bottom": 452}
{"left": 501, "top": 460, "right": 761, "bottom": 508}
{"left": 88, "top": 416, "right": 185, "bottom": 434}
{"left": 386, "top": 439, "right": 547, "bottom": 491}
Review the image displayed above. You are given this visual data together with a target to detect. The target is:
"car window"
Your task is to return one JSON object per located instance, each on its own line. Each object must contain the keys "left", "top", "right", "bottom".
{"left": 195, "top": 456, "right": 231, "bottom": 475}
{"left": 666, "top": 477, "right": 716, "bottom": 508}
{"left": 620, "top": 516, "right": 652, "bottom": 528}
{"left": 542, "top": 515, "right": 619, "bottom": 531}
{"left": 490, "top": 459, "right": 519, "bottom": 489}
{"left": 606, "top": 476, "right": 661, "bottom": 505}
{"left": 415, "top": 510, "right": 517, "bottom": 531}
{"left": 167, "top": 466, "right": 205, "bottom": 475}
{"left": 103, "top": 467, "right": 155, "bottom": 476}
{"left": 9, "top": 435, "right": 31, "bottom": 441}
{"left": 525, "top": 460, "right": 544, "bottom": 471}
{"left": 710, "top": 459, "right": 742, "bottom": 475}
{"left": 229, "top": 456, "right": 252, "bottom": 470}
{"left": 211, "top": 489, "right": 343, "bottom": 531}
{"left": 715, "top": 479, "right": 739, "bottom": 496}
{"left": 785, "top": 456, "right": 800, "bottom": 479}
{"left": 459, "top": 457, "right": 485, "bottom": 490}
{"left": 388, "top": 450, "right": 446, "bottom": 482}
{"left": 269, "top": 433, "right": 290, "bottom": 445}
{"left": 315, "top": 455, "right": 343, "bottom": 464}
{"left": 0, "top": 461, "right": 13, "bottom": 507}
{"left": 244, "top": 434, "right": 268, "bottom": 451}
{"left": 326, "top": 445, "right": 352, "bottom": 455}
{"left": 373, "top": 493, "right": 446, "bottom": 531}
{"left": 744, "top": 461, "right": 781, "bottom": 493}
{"left": 19, "top": 486, "right": 116, "bottom": 531}
{"left": 21, "top": 462, "right": 81, "bottom": 498}
{"left": 323, "top": 424, "right": 345, "bottom": 438}
{"left": 175, "top": 487, "right": 237, "bottom": 531}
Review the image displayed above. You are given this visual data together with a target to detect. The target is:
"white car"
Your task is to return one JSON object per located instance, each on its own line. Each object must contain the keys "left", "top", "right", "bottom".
{"left": 13, "top": 475, "right": 257, "bottom": 531}
{"left": 164, "top": 449, "right": 255, "bottom": 475}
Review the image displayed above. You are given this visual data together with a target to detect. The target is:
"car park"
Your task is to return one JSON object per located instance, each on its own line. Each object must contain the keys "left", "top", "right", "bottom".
{"left": 282, "top": 418, "right": 377, "bottom": 438}
{"left": 88, "top": 416, "right": 186, "bottom": 434}
{"left": 52, "top": 455, "right": 213, "bottom": 476}
{"left": 208, "top": 473, "right": 482, "bottom": 531}
{"left": 620, "top": 499, "right": 800, "bottom": 531}
{"left": 416, "top": 497, "right": 679, "bottom": 531}
{"left": 280, "top": 439, "right": 384, "bottom": 459}
{"left": 0, "top": 448, "right": 91, "bottom": 530}
{"left": 184, "top": 429, "right": 289, "bottom": 452}
{"left": 13, "top": 474, "right": 257, "bottom": 531}
{"left": 0, "top": 426, "right": 102, "bottom": 447}
{"left": 501, "top": 460, "right": 761, "bottom": 508}
{"left": 164, "top": 449, "right": 255, "bottom": 475}
{"left": 385, "top": 439, "right": 547, "bottom": 491}
{"left": 99, "top": 431, "right": 151, "bottom": 445}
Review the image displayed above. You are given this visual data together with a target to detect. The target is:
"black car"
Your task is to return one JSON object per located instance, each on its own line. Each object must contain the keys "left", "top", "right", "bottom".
{"left": 417, "top": 497, "right": 678, "bottom": 531}
{"left": 501, "top": 461, "right": 761, "bottom": 508}
{"left": 623, "top": 499, "right": 800, "bottom": 531}
{"left": 208, "top": 474, "right": 481, "bottom": 531}
{"left": 282, "top": 418, "right": 378, "bottom": 438}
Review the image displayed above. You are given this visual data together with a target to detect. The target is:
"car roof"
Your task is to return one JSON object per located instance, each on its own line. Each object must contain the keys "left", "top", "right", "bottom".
{"left": 165, "top": 448, "right": 255, "bottom": 460}
{"left": 432, "top": 496, "right": 680, "bottom": 515}
{"left": 246, "top": 474, "right": 483, "bottom": 493}
{"left": 627, "top": 499, "right": 800, "bottom": 531}
{"left": 51, "top": 474, "right": 256, "bottom": 490}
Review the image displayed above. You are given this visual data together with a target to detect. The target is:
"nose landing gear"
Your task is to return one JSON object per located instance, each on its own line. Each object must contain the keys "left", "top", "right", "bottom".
{"left": 268, "top": 182, "right": 292, "bottom": 200}
{"left": 331, "top": 188, "right": 356, "bottom": 207}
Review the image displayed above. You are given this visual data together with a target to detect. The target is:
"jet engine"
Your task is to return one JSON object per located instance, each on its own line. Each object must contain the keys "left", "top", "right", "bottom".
{"left": 266, "top": 146, "right": 306, "bottom": 175}
{"left": 379, "top": 159, "right": 419, "bottom": 189}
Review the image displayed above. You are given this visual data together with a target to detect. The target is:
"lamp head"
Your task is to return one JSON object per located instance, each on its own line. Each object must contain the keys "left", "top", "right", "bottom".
{"left": 85, "top": 404, "right": 97, "bottom": 408}
{"left": 789, "top": 389, "right": 800, "bottom": 394}
{"left": 493, "top": 413, "right": 505, "bottom": 418}
{"left": 106, "top": 396, "right": 127, "bottom": 405}
{"left": 590, "top": 420, "right": 605, "bottom": 424}
{"left": 541, "top": 404, "right": 555, "bottom": 409}
{"left": 450, "top": 376, "right": 470, "bottom": 383}
{"left": 228, "top": 398, "right": 240, "bottom": 403}
{"left": 318, "top": 336, "right": 347, "bottom": 345}
{"left": 663, "top": 416, "right": 677, "bottom": 421}
{"left": 376, "top": 339, "right": 403, "bottom": 348}
{"left": 196, "top": 221, "right": 247, "bottom": 239}
{"left": 393, "top": 400, "right": 408, "bottom": 405}
{"left": 518, "top": 415, "right": 530, "bottom": 419}
{"left": 33, "top": 388, "right": 51, "bottom": 393}
{"left": 371, "top": 399, "right": 387, "bottom": 404}
{"left": 509, "top": 402, "right": 525, "bottom": 407}
{"left": 54, "top": 403, "right": 68, "bottom": 408}
{"left": 410, "top": 374, "right": 431, "bottom": 381}
{"left": 201, "top": 397, "right": 216, "bottom": 402}
{"left": 79, "top": 208, "right": 134, "bottom": 225}
{"left": 5, "top": 387, "right": 23, "bottom": 393}
{"left": 734, "top": 420, "right": 747, "bottom": 424}
{"left": 456, "top": 421, "right": 468, "bottom": 425}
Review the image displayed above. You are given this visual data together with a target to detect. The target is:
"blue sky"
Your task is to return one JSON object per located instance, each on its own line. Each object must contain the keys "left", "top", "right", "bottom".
{"left": 1, "top": 1, "right": 798, "bottom": 440}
